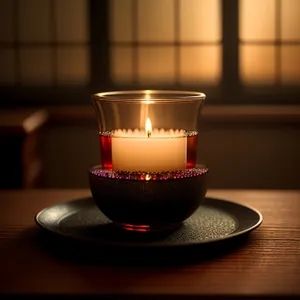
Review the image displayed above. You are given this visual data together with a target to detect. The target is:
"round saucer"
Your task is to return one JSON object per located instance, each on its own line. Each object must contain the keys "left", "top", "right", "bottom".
{"left": 35, "top": 197, "right": 262, "bottom": 248}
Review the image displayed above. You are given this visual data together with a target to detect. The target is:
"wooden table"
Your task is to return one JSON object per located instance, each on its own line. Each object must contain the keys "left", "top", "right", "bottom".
{"left": 0, "top": 189, "right": 300, "bottom": 299}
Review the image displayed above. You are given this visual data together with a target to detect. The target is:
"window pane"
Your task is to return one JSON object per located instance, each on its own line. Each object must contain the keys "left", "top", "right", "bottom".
{"left": 110, "top": 0, "right": 133, "bottom": 42}
{"left": 20, "top": 47, "right": 52, "bottom": 85}
{"left": 179, "top": 46, "right": 221, "bottom": 85}
{"left": 55, "top": 0, "right": 89, "bottom": 42}
{"left": 110, "top": 46, "right": 133, "bottom": 83}
{"left": 240, "top": 45, "right": 276, "bottom": 85}
{"left": 57, "top": 46, "right": 89, "bottom": 85}
{"left": 0, "top": 48, "right": 15, "bottom": 84}
{"left": 239, "top": 0, "right": 275, "bottom": 41}
{"left": 138, "top": 46, "right": 175, "bottom": 84}
{"left": 281, "top": 0, "right": 300, "bottom": 40}
{"left": 179, "top": 0, "right": 221, "bottom": 42}
{"left": 0, "top": 0, "right": 14, "bottom": 42}
{"left": 281, "top": 46, "right": 300, "bottom": 85}
{"left": 138, "top": 0, "right": 174, "bottom": 42}
{"left": 19, "top": 0, "right": 51, "bottom": 42}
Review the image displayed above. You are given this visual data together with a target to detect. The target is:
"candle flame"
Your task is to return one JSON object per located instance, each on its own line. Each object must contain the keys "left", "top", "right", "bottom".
{"left": 145, "top": 118, "right": 152, "bottom": 138}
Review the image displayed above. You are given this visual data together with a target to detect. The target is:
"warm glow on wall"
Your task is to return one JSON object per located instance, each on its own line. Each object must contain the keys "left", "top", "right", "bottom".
{"left": 138, "top": 46, "right": 175, "bottom": 84}
{"left": 240, "top": 45, "right": 276, "bottom": 85}
{"left": 281, "top": 46, "right": 300, "bottom": 85}
{"left": 0, "top": 0, "right": 89, "bottom": 86}
{"left": 281, "top": 0, "right": 300, "bottom": 40}
{"left": 240, "top": 0, "right": 276, "bottom": 41}
{"left": 109, "top": 0, "right": 221, "bottom": 86}
{"left": 239, "top": 0, "right": 300, "bottom": 86}
{"left": 179, "top": 0, "right": 221, "bottom": 42}
{"left": 180, "top": 46, "right": 221, "bottom": 85}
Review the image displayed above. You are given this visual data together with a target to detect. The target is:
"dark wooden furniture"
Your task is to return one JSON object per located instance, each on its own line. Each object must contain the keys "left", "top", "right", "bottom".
{"left": 0, "top": 189, "right": 299, "bottom": 299}
{"left": 0, "top": 109, "right": 48, "bottom": 188}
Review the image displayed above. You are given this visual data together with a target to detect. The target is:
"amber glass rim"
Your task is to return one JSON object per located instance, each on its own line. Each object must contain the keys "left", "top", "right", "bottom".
{"left": 92, "top": 90, "right": 206, "bottom": 103}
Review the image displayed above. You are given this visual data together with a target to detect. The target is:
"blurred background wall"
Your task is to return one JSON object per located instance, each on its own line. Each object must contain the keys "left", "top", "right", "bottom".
{"left": 0, "top": 0, "right": 299, "bottom": 189}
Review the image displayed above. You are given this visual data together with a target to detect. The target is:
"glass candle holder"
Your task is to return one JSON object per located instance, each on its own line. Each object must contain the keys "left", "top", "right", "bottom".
{"left": 89, "top": 90, "right": 208, "bottom": 232}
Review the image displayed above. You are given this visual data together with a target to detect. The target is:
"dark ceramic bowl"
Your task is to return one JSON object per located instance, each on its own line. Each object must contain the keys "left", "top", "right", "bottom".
{"left": 89, "top": 165, "right": 209, "bottom": 232}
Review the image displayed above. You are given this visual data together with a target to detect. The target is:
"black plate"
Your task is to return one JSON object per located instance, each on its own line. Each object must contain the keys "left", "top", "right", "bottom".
{"left": 35, "top": 197, "right": 263, "bottom": 248}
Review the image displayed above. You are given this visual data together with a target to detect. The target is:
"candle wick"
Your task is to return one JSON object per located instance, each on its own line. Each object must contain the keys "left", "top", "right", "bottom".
{"left": 147, "top": 131, "right": 151, "bottom": 138}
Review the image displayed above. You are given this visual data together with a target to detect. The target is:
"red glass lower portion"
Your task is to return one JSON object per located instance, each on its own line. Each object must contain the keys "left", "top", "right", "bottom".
{"left": 99, "top": 131, "right": 198, "bottom": 170}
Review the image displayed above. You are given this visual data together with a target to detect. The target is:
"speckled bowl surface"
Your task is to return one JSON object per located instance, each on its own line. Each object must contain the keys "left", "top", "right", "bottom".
{"left": 89, "top": 165, "right": 208, "bottom": 231}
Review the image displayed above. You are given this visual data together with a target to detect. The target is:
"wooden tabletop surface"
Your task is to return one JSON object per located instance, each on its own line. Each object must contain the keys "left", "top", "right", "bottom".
{"left": 0, "top": 189, "right": 300, "bottom": 299}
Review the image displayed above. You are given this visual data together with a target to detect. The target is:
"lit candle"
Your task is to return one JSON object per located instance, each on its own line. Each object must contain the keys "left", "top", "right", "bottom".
{"left": 111, "top": 118, "right": 187, "bottom": 172}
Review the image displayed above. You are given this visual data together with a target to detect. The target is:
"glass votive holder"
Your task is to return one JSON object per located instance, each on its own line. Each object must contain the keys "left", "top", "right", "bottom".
{"left": 89, "top": 90, "right": 208, "bottom": 232}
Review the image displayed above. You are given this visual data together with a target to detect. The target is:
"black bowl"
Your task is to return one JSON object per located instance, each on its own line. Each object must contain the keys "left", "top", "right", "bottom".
{"left": 89, "top": 165, "right": 208, "bottom": 232}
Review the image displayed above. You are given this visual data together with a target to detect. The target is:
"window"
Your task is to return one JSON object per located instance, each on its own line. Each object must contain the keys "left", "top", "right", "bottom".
{"left": 240, "top": 0, "right": 300, "bottom": 86}
{"left": 0, "top": 0, "right": 90, "bottom": 86}
{"left": 109, "top": 0, "right": 221, "bottom": 87}
{"left": 0, "top": 0, "right": 299, "bottom": 105}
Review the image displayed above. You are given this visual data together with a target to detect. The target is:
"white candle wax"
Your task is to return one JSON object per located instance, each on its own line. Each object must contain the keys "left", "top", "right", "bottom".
{"left": 111, "top": 127, "right": 187, "bottom": 172}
